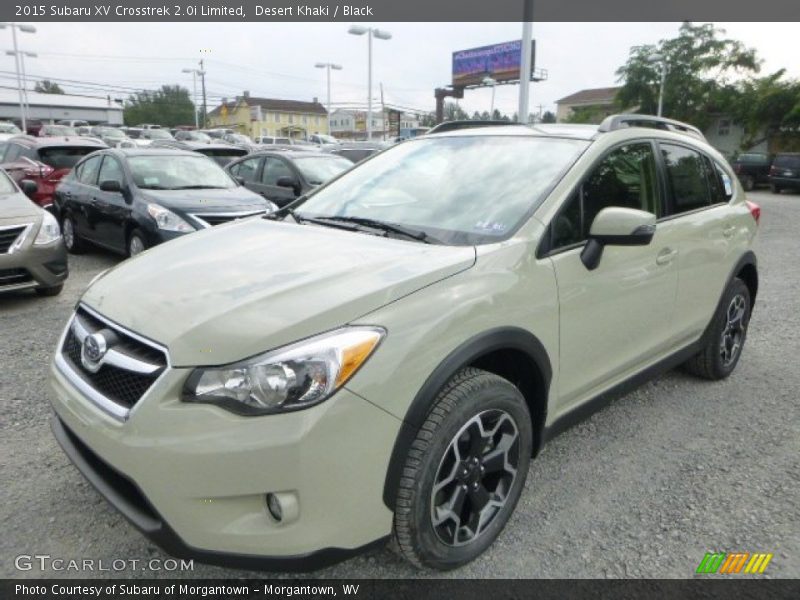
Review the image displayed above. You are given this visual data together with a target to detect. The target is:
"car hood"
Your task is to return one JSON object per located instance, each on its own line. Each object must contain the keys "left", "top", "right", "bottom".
{"left": 140, "top": 187, "right": 270, "bottom": 213}
{"left": 0, "top": 191, "right": 41, "bottom": 220}
{"left": 82, "top": 219, "right": 476, "bottom": 366}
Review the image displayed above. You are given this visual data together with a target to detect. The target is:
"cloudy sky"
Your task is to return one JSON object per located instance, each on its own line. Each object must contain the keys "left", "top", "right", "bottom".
{"left": 2, "top": 22, "right": 798, "bottom": 117}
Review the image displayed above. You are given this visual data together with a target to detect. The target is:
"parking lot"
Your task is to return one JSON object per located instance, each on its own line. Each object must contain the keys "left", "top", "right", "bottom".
{"left": 1, "top": 189, "right": 798, "bottom": 579}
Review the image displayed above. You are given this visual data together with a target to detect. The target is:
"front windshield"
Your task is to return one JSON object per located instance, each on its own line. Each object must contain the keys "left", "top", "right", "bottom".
{"left": 297, "top": 135, "right": 588, "bottom": 245}
{"left": 145, "top": 129, "right": 174, "bottom": 140}
{"left": 128, "top": 155, "right": 237, "bottom": 190}
{"left": 0, "top": 123, "right": 20, "bottom": 134}
{"left": 294, "top": 155, "right": 352, "bottom": 185}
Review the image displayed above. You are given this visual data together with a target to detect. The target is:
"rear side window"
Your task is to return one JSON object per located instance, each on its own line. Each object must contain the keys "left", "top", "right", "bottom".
{"left": 78, "top": 155, "right": 102, "bottom": 185}
{"left": 230, "top": 156, "right": 261, "bottom": 182}
{"left": 661, "top": 144, "right": 713, "bottom": 214}
{"left": 261, "top": 157, "right": 293, "bottom": 185}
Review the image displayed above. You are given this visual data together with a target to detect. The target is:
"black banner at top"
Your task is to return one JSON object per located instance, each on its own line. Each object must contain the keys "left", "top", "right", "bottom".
{"left": 3, "top": 0, "right": 800, "bottom": 22}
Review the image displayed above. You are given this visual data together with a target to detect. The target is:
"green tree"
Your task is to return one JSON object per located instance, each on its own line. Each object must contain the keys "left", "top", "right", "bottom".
{"left": 443, "top": 101, "right": 469, "bottom": 121}
{"left": 564, "top": 106, "right": 609, "bottom": 124}
{"left": 123, "top": 85, "right": 195, "bottom": 127}
{"left": 729, "top": 70, "right": 800, "bottom": 146}
{"left": 34, "top": 79, "right": 64, "bottom": 94}
{"left": 540, "top": 110, "right": 556, "bottom": 124}
{"left": 616, "top": 22, "right": 760, "bottom": 129}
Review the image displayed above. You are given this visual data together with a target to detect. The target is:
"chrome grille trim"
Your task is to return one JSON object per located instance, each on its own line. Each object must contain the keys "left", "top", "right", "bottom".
{"left": 190, "top": 210, "right": 267, "bottom": 229}
{"left": 0, "top": 223, "right": 33, "bottom": 254}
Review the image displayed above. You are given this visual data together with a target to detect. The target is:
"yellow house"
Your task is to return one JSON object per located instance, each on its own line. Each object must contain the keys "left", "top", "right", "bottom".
{"left": 206, "top": 92, "right": 329, "bottom": 139}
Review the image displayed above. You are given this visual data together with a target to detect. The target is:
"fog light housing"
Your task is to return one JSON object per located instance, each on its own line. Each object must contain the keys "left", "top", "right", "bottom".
{"left": 266, "top": 493, "right": 282, "bottom": 522}
{"left": 265, "top": 491, "right": 299, "bottom": 525}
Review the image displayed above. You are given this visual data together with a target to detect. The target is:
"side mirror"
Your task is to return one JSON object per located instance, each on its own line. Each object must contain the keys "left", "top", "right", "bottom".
{"left": 99, "top": 180, "right": 122, "bottom": 193}
{"left": 235, "top": 176, "right": 246, "bottom": 186}
{"left": 20, "top": 179, "right": 37, "bottom": 198}
{"left": 276, "top": 175, "right": 300, "bottom": 196}
{"left": 580, "top": 207, "right": 656, "bottom": 271}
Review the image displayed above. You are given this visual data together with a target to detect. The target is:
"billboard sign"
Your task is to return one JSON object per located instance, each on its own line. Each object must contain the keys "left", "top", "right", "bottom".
{"left": 452, "top": 40, "right": 535, "bottom": 87}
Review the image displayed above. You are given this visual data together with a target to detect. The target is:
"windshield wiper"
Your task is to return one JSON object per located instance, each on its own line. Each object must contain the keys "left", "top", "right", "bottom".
{"left": 314, "top": 216, "right": 440, "bottom": 244}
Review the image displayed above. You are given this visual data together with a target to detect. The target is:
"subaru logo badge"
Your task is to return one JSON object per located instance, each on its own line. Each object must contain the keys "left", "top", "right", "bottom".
{"left": 81, "top": 332, "right": 108, "bottom": 372}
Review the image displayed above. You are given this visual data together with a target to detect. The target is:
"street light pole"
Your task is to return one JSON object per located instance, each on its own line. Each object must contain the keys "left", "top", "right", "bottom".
{"left": 482, "top": 77, "right": 497, "bottom": 116}
{"left": 518, "top": 0, "right": 534, "bottom": 124}
{"left": 647, "top": 53, "right": 667, "bottom": 117}
{"left": 1, "top": 23, "right": 36, "bottom": 132}
{"left": 315, "top": 62, "right": 343, "bottom": 134}
{"left": 182, "top": 68, "right": 200, "bottom": 128}
{"left": 19, "top": 51, "right": 35, "bottom": 121}
{"left": 348, "top": 25, "right": 391, "bottom": 142}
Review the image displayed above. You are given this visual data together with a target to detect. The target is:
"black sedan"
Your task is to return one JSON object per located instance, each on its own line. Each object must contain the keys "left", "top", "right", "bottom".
{"left": 225, "top": 150, "right": 353, "bottom": 207}
{"left": 53, "top": 148, "right": 276, "bottom": 257}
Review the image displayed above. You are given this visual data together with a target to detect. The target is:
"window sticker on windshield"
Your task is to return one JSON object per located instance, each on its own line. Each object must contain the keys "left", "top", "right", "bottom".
{"left": 474, "top": 220, "right": 507, "bottom": 233}
{"left": 143, "top": 177, "right": 160, "bottom": 186}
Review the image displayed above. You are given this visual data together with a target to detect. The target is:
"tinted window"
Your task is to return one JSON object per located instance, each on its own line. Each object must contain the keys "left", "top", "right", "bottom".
{"left": 773, "top": 155, "right": 800, "bottom": 169}
{"left": 39, "top": 146, "right": 101, "bottom": 170}
{"left": 262, "top": 157, "right": 294, "bottom": 185}
{"left": 230, "top": 157, "right": 261, "bottom": 182}
{"left": 552, "top": 143, "right": 660, "bottom": 249}
{"left": 78, "top": 155, "right": 102, "bottom": 185}
{"left": 661, "top": 144, "right": 712, "bottom": 214}
{"left": 97, "top": 156, "right": 125, "bottom": 186}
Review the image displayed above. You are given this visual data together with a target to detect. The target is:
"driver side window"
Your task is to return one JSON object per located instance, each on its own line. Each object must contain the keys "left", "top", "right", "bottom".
{"left": 552, "top": 142, "right": 661, "bottom": 250}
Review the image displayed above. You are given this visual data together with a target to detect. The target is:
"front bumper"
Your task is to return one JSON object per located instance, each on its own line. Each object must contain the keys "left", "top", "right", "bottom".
{"left": 48, "top": 357, "right": 400, "bottom": 570}
{"left": 0, "top": 236, "right": 67, "bottom": 293}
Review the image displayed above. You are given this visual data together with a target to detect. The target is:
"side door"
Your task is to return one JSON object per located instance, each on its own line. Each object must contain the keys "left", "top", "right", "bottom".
{"left": 259, "top": 156, "right": 300, "bottom": 207}
{"left": 229, "top": 155, "right": 265, "bottom": 196}
{"left": 71, "top": 154, "right": 104, "bottom": 240}
{"left": 546, "top": 141, "right": 681, "bottom": 414}
{"left": 91, "top": 155, "right": 131, "bottom": 252}
{"left": 657, "top": 142, "right": 737, "bottom": 343}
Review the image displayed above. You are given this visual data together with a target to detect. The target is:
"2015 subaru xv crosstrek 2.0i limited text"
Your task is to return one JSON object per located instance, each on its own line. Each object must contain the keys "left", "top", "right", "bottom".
{"left": 49, "top": 114, "right": 760, "bottom": 571}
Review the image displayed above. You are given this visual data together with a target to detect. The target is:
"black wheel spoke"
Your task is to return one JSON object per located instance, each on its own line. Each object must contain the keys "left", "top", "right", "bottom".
{"left": 468, "top": 482, "right": 491, "bottom": 511}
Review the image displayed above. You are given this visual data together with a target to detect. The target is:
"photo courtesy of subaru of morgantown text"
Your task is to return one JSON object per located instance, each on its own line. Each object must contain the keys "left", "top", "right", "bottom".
{"left": 0, "top": 2, "right": 798, "bottom": 592}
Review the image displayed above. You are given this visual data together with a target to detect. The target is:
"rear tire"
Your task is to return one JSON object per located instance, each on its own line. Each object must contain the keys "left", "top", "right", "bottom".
{"left": 742, "top": 176, "right": 755, "bottom": 191}
{"left": 393, "top": 368, "right": 532, "bottom": 570}
{"left": 61, "top": 214, "right": 86, "bottom": 254}
{"left": 127, "top": 229, "right": 147, "bottom": 257}
{"left": 683, "top": 278, "right": 751, "bottom": 380}
{"left": 35, "top": 284, "right": 63, "bottom": 297}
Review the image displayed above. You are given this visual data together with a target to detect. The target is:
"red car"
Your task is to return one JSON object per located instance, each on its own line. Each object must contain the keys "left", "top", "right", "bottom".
{"left": 0, "top": 135, "right": 107, "bottom": 209}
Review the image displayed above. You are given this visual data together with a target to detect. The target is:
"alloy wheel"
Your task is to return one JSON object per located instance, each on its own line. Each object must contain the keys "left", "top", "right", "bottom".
{"left": 430, "top": 409, "right": 520, "bottom": 547}
{"left": 720, "top": 294, "right": 747, "bottom": 367}
{"left": 63, "top": 218, "right": 74, "bottom": 249}
{"left": 129, "top": 236, "right": 145, "bottom": 257}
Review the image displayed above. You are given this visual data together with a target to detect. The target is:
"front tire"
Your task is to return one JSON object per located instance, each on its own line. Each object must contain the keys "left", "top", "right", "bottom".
{"left": 683, "top": 278, "right": 751, "bottom": 380}
{"left": 393, "top": 368, "right": 532, "bottom": 570}
{"left": 35, "top": 284, "right": 63, "bottom": 297}
{"left": 127, "top": 229, "right": 147, "bottom": 257}
{"left": 61, "top": 214, "right": 85, "bottom": 254}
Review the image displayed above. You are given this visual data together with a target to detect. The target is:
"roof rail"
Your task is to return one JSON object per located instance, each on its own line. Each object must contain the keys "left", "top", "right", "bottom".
{"left": 427, "top": 120, "right": 518, "bottom": 135}
{"left": 598, "top": 114, "right": 705, "bottom": 140}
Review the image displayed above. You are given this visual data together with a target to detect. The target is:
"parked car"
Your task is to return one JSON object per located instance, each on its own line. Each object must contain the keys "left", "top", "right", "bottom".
{"left": 327, "top": 141, "right": 387, "bottom": 163}
{"left": 200, "top": 128, "right": 234, "bottom": 140}
{"left": 141, "top": 129, "right": 174, "bottom": 142}
{"left": 308, "top": 133, "right": 340, "bottom": 147}
{"left": 731, "top": 152, "right": 772, "bottom": 191}
{"left": 0, "top": 170, "right": 67, "bottom": 296}
{"left": 136, "top": 124, "right": 162, "bottom": 130}
{"left": 56, "top": 119, "right": 89, "bottom": 128}
{"left": 124, "top": 128, "right": 148, "bottom": 146}
{"left": 89, "top": 126, "right": 130, "bottom": 147}
{"left": 76, "top": 126, "right": 93, "bottom": 136}
{"left": 39, "top": 124, "right": 78, "bottom": 137}
{"left": 0, "top": 121, "right": 22, "bottom": 141}
{"left": 53, "top": 148, "right": 276, "bottom": 257}
{"left": 768, "top": 152, "right": 800, "bottom": 193}
{"left": 226, "top": 150, "right": 353, "bottom": 206}
{"left": 254, "top": 135, "right": 292, "bottom": 145}
{"left": 0, "top": 135, "right": 107, "bottom": 210}
{"left": 47, "top": 114, "right": 760, "bottom": 571}
{"left": 149, "top": 139, "right": 249, "bottom": 166}
{"left": 174, "top": 130, "right": 212, "bottom": 143}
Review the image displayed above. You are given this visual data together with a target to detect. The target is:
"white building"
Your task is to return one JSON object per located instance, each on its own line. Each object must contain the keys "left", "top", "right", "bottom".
{"left": 0, "top": 89, "right": 124, "bottom": 125}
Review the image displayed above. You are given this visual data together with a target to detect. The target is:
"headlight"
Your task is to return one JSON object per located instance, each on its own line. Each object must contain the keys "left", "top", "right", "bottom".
{"left": 34, "top": 211, "right": 61, "bottom": 245}
{"left": 183, "top": 326, "right": 385, "bottom": 415}
{"left": 146, "top": 203, "right": 195, "bottom": 232}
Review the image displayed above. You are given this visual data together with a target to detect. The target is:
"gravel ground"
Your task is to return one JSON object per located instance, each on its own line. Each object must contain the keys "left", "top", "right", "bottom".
{"left": 1, "top": 190, "right": 798, "bottom": 579}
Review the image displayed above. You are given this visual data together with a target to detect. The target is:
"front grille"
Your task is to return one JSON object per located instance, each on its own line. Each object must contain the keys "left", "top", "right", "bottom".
{"left": 0, "top": 267, "right": 32, "bottom": 287}
{"left": 191, "top": 211, "right": 264, "bottom": 227}
{"left": 61, "top": 307, "right": 168, "bottom": 411}
{"left": 0, "top": 225, "right": 27, "bottom": 253}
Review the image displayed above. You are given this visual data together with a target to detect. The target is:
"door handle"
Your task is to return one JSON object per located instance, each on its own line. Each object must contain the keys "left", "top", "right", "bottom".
{"left": 656, "top": 247, "right": 677, "bottom": 266}
{"left": 723, "top": 225, "right": 736, "bottom": 238}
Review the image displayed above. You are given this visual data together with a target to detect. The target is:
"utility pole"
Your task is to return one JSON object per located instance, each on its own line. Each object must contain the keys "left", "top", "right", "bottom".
{"left": 518, "top": 0, "right": 534, "bottom": 125}
{"left": 380, "top": 82, "right": 386, "bottom": 141}
{"left": 199, "top": 58, "right": 207, "bottom": 128}
{"left": 10, "top": 27, "right": 24, "bottom": 131}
